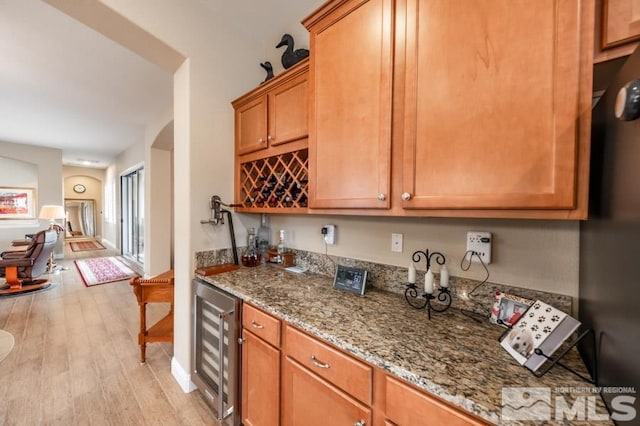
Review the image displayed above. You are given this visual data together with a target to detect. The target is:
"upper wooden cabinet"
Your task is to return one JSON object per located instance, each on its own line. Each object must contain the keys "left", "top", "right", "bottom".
{"left": 233, "top": 61, "right": 311, "bottom": 212}
{"left": 303, "top": 0, "right": 394, "bottom": 209}
{"left": 233, "top": 60, "right": 309, "bottom": 156}
{"left": 595, "top": 0, "right": 640, "bottom": 63}
{"left": 303, "top": 0, "right": 594, "bottom": 219}
{"left": 400, "top": 0, "right": 592, "bottom": 214}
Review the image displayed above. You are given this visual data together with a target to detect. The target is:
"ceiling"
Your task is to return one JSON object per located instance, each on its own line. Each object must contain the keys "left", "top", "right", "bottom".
{"left": 0, "top": 0, "right": 174, "bottom": 169}
{"left": 0, "top": 0, "right": 173, "bottom": 168}
{"left": 0, "top": 0, "right": 323, "bottom": 170}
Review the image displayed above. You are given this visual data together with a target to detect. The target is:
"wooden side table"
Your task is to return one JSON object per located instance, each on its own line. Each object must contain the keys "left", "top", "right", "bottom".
{"left": 129, "top": 270, "right": 174, "bottom": 363}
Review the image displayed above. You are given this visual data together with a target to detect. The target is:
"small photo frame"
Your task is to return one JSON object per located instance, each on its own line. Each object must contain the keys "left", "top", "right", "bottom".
{"left": 490, "top": 291, "right": 533, "bottom": 328}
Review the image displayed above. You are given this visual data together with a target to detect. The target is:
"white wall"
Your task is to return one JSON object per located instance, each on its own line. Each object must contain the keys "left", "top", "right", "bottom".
{"left": 82, "top": 0, "right": 270, "bottom": 390}
{"left": 0, "top": 140, "right": 63, "bottom": 248}
{"left": 268, "top": 215, "right": 580, "bottom": 299}
{"left": 102, "top": 164, "right": 118, "bottom": 248}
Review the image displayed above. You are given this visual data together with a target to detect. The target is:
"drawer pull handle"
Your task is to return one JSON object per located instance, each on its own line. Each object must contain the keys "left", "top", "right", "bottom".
{"left": 354, "top": 421, "right": 366, "bottom": 426}
{"left": 251, "top": 320, "right": 264, "bottom": 329}
{"left": 310, "top": 355, "right": 330, "bottom": 369}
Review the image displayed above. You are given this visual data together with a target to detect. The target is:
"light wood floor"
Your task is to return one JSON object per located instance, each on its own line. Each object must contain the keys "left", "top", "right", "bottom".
{"left": 0, "top": 241, "right": 217, "bottom": 425}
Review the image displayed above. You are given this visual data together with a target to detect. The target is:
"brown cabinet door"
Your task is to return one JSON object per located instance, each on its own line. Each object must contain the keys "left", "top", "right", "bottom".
{"left": 602, "top": 0, "right": 640, "bottom": 49}
{"left": 385, "top": 376, "right": 488, "bottom": 426}
{"left": 282, "top": 356, "right": 371, "bottom": 426}
{"left": 241, "top": 330, "right": 280, "bottom": 426}
{"left": 269, "top": 71, "right": 308, "bottom": 147}
{"left": 307, "top": 0, "right": 393, "bottom": 209}
{"left": 236, "top": 95, "right": 268, "bottom": 156}
{"left": 401, "top": 0, "right": 588, "bottom": 210}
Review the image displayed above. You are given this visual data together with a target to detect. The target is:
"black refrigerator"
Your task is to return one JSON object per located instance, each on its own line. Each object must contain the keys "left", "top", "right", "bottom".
{"left": 580, "top": 46, "right": 640, "bottom": 425}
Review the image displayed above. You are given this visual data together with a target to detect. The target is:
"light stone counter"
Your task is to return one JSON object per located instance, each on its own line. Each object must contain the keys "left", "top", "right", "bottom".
{"left": 197, "top": 265, "right": 609, "bottom": 425}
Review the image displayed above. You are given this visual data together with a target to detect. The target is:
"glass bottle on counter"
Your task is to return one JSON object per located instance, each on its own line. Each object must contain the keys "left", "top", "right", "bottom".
{"left": 257, "top": 214, "right": 270, "bottom": 264}
{"left": 241, "top": 227, "right": 260, "bottom": 267}
{"left": 277, "top": 229, "right": 286, "bottom": 264}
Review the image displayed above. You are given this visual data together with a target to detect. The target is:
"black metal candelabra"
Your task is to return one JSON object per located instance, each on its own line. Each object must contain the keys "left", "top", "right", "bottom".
{"left": 404, "top": 249, "right": 452, "bottom": 319}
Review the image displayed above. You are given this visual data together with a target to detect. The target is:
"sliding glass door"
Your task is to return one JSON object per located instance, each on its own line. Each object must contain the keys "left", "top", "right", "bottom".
{"left": 121, "top": 167, "right": 144, "bottom": 264}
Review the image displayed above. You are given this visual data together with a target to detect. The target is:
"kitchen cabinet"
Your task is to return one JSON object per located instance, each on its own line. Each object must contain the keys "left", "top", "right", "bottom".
{"left": 303, "top": 0, "right": 393, "bottom": 209}
{"left": 282, "top": 324, "right": 372, "bottom": 425}
{"left": 233, "top": 59, "right": 308, "bottom": 156}
{"left": 304, "top": 0, "right": 594, "bottom": 219}
{"left": 233, "top": 60, "right": 310, "bottom": 212}
{"left": 241, "top": 304, "right": 281, "bottom": 426}
{"left": 384, "top": 376, "right": 488, "bottom": 426}
{"left": 594, "top": 0, "right": 640, "bottom": 63}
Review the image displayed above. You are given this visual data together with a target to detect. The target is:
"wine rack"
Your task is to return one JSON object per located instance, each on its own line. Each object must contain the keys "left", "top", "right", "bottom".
{"left": 239, "top": 149, "right": 309, "bottom": 210}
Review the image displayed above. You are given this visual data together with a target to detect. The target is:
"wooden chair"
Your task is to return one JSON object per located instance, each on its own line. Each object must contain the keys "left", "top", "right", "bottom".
{"left": 129, "top": 270, "right": 174, "bottom": 363}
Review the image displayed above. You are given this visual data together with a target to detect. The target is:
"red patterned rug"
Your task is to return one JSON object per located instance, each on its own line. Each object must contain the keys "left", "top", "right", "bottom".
{"left": 74, "top": 257, "right": 136, "bottom": 286}
{"left": 69, "top": 239, "right": 106, "bottom": 252}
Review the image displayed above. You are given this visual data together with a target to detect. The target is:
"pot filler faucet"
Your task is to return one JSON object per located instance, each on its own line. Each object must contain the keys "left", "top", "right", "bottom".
{"left": 200, "top": 195, "right": 242, "bottom": 265}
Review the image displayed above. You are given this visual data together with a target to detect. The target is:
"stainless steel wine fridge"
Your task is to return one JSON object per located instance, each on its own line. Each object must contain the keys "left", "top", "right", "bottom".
{"left": 192, "top": 279, "right": 242, "bottom": 426}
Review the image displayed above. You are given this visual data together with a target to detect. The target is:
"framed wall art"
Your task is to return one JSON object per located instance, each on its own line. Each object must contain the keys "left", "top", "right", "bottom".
{"left": 0, "top": 187, "right": 37, "bottom": 219}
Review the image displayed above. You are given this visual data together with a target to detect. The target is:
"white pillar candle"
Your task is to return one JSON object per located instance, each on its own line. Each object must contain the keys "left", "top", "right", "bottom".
{"left": 440, "top": 265, "right": 449, "bottom": 288}
{"left": 408, "top": 263, "right": 416, "bottom": 284}
{"left": 424, "top": 269, "right": 434, "bottom": 294}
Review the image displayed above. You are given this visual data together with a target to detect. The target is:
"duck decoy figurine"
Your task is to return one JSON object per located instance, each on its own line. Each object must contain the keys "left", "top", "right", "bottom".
{"left": 276, "top": 34, "right": 309, "bottom": 69}
{"left": 260, "top": 61, "right": 274, "bottom": 83}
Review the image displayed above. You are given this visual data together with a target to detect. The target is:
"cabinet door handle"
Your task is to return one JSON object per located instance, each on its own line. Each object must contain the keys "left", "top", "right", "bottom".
{"left": 401, "top": 192, "right": 412, "bottom": 201}
{"left": 354, "top": 420, "right": 366, "bottom": 426}
{"left": 268, "top": 135, "right": 273, "bottom": 141}
{"left": 377, "top": 193, "right": 386, "bottom": 201}
{"left": 251, "top": 320, "right": 264, "bottom": 329}
{"left": 258, "top": 138, "right": 265, "bottom": 143}
{"left": 310, "top": 355, "right": 330, "bottom": 369}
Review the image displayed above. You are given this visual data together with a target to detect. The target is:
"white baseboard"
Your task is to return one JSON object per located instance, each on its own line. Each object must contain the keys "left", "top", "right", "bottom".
{"left": 171, "top": 357, "right": 197, "bottom": 393}
{"left": 101, "top": 239, "right": 117, "bottom": 250}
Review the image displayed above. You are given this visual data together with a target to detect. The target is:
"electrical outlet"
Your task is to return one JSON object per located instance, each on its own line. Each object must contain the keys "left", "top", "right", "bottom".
{"left": 322, "top": 225, "right": 336, "bottom": 245}
{"left": 391, "top": 233, "right": 403, "bottom": 252}
{"left": 466, "top": 231, "right": 492, "bottom": 264}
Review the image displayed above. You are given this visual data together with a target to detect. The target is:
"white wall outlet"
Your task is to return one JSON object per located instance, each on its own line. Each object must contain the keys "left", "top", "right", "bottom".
{"left": 391, "top": 233, "right": 403, "bottom": 252}
{"left": 322, "top": 224, "right": 336, "bottom": 245}
{"left": 466, "top": 231, "right": 492, "bottom": 264}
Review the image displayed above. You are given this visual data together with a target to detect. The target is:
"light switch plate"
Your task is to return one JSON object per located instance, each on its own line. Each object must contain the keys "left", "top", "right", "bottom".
{"left": 466, "top": 231, "right": 492, "bottom": 264}
{"left": 391, "top": 233, "right": 403, "bottom": 252}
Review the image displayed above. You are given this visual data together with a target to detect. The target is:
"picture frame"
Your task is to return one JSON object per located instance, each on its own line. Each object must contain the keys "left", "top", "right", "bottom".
{"left": 0, "top": 187, "right": 37, "bottom": 219}
{"left": 490, "top": 291, "right": 534, "bottom": 328}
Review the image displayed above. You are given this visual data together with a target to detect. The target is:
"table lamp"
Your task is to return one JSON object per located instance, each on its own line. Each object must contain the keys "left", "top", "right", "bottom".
{"left": 38, "top": 205, "right": 65, "bottom": 273}
{"left": 39, "top": 205, "right": 65, "bottom": 230}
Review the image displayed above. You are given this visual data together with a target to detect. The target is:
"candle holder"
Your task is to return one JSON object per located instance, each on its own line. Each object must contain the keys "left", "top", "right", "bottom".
{"left": 404, "top": 249, "right": 452, "bottom": 319}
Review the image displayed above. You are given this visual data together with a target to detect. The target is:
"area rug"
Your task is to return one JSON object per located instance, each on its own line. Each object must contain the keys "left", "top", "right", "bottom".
{"left": 74, "top": 256, "right": 136, "bottom": 286}
{"left": 69, "top": 239, "right": 106, "bottom": 252}
{"left": 0, "top": 330, "right": 15, "bottom": 363}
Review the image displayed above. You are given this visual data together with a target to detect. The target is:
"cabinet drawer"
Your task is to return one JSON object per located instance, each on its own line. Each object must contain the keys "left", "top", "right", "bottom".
{"left": 385, "top": 376, "right": 487, "bottom": 426}
{"left": 243, "top": 304, "right": 281, "bottom": 347}
{"left": 284, "top": 325, "right": 372, "bottom": 404}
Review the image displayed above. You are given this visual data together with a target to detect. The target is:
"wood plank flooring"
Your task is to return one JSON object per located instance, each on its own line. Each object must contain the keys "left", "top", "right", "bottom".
{"left": 0, "top": 241, "right": 218, "bottom": 425}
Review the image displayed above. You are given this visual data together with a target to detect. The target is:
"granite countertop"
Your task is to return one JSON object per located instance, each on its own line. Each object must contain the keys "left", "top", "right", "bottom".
{"left": 197, "top": 265, "right": 608, "bottom": 425}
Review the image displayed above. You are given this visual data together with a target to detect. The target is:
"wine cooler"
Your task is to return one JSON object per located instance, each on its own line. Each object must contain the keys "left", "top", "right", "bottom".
{"left": 192, "top": 279, "right": 242, "bottom": 426}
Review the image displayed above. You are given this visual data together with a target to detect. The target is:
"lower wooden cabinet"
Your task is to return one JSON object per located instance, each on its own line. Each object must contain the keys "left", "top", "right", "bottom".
{"left": 241, "top": 304, "right": 281, "bottom": 426}
{"left": 241, "top": 317, "right": 487, "bottom": 426}
{"left": 282, "top": 356, "right": 372, "bottom": 426}
{"left": 384, "top": 376, "right": 488, "bottom": 426}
